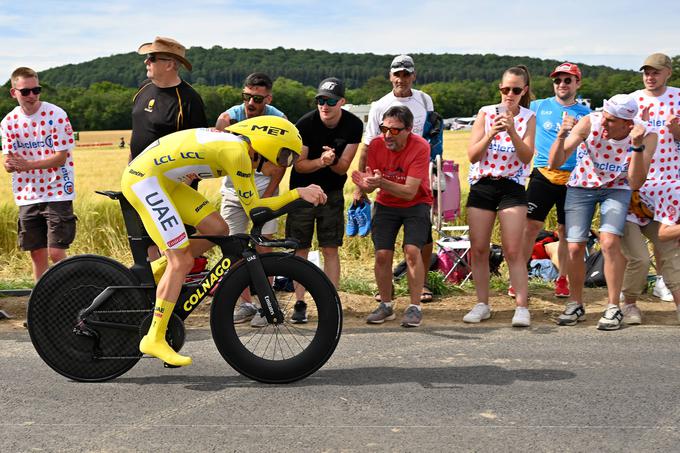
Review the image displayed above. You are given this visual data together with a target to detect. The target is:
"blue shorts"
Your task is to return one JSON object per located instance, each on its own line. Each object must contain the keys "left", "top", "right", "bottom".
{"left": 564, "top": 187, "right": 631, "bottom": 242}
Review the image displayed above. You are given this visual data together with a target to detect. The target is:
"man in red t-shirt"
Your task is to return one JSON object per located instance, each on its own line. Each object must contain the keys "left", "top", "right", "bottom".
{"left": 352, "top": 105, "right": 433, "bottom": 327}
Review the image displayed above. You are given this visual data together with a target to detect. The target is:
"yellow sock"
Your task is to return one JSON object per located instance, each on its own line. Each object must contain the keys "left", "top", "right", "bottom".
{"left": 150, "top": 256, "right": 168, "bottom": 284}
{"left": 139, "top": 298, "right": 192, "bottom": 367}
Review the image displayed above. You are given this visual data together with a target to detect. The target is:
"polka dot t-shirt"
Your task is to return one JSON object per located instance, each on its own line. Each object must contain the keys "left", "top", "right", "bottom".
{"left": 1, "top": 102, "right": 75, "bottom": 206}
{"left": 567, "top": 112, "right": 634, "bottom": 190}
{"left": 631, "top": 87, "right": 680, "bottom": 181}
{"left": 630, "top": 180, "right": 680, "bottom": 226}
{"left": 468, "top": 105, "right": 534, "bottom": 186}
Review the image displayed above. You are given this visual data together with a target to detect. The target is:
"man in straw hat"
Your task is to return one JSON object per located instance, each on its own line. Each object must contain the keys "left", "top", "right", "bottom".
{"left": 130, "top": 36, "right": 207, "bottom": 161}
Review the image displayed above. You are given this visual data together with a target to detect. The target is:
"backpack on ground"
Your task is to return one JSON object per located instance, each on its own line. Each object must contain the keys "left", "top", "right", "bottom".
{"left": 584, "top": 250, "right": 606, "bottom": 287}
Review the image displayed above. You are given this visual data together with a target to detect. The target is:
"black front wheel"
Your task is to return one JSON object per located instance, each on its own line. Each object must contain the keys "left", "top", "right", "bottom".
{"left": 210, "top": 253, "right": 342, "bottom": 383}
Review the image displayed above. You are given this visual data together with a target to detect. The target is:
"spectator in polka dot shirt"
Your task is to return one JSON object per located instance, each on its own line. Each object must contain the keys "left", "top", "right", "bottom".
{"left": 1, "top": 67, "right": 77, "bottom": 281}
{"left": 621, "top": 52, "right": 680, "bottom": 311}
{"left": 549, "top": 94, "right": 658, "bottom": 331}
{"left": 463, "top": 65, "right": 536, "bottom": 328}
{"left": 621, "top": 179, "right": 680, "bottom": 325}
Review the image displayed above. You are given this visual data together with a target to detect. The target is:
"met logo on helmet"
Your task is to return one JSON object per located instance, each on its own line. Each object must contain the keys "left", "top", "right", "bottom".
{"left": 250, "top": 125, "right": 288, "bottom": 136}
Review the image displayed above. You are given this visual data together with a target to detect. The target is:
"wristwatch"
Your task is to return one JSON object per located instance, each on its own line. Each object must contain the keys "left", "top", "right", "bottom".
{"left": 631, "top": 145, "right": 645, "bottom": 153}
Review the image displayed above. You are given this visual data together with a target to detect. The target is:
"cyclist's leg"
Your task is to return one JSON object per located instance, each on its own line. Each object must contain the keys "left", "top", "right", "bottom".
{"left": 122, "top": 176, "right": 195, "bottom": 366}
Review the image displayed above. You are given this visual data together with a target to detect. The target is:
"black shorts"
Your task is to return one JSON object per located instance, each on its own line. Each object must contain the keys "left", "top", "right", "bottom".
{"left": 285, "top": 189, "right": 345, "bottom": 249}
{"left": 371, "top": 202, "right": 432, "bottom": 251}
{"left": 526, "top": 168, "right": 567, "bottom": 224}
{"left": 18, "top": 201, "right": 77, "bottom": 251}
{"left": 466, "top": 177, "right": 527, "bottom": 212}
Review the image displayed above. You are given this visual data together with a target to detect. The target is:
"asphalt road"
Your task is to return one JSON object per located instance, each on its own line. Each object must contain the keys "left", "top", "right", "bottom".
{"left": 1, "top": 324, "right": 679, "bottom": 452}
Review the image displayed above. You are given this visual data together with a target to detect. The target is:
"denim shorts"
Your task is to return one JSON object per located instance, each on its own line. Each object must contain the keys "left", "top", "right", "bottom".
{"left": 564, "top": 187, "right": 631, "bottom": 242}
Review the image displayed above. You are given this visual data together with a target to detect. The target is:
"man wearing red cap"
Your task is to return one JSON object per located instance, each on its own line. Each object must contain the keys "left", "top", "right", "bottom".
{"left": 620, "top": 53, "right": 680, "bottom": 324}
{"left": 520, "top": 62, "right": 591, "bottom": 299}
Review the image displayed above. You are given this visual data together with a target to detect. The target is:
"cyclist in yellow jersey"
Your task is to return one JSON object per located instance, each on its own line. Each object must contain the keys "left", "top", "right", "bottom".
{"left": 121, "top": 115, "right": 327, "bottom": 366}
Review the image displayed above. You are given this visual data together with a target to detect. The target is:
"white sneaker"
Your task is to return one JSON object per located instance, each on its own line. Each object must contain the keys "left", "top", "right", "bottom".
{"left": 463, "top": 303, "right": 491, "bottom": 323}
{"left": 250, "top": 310, "right": 268, "bottom": 328}
{"left": 622, "top": 303, "right": 642, "bottom": 325}
{"left": 597, "top": 306, "right": 623, "bottom": 331}
{"left": 511, "top": 307, "right": 531, "bottom": 327}
{"left": 653, "top": 276, "right": 673, "bottom": 302}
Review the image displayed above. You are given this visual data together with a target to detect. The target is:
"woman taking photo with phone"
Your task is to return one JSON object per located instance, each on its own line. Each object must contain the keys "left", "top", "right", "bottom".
{"left": 463, "top": 65, "right": 536, "bottom": 327}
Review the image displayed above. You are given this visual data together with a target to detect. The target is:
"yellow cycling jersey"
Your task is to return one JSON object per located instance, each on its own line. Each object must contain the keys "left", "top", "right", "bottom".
{"left": 121, "top": 128, "right": 299, "bottom": 250}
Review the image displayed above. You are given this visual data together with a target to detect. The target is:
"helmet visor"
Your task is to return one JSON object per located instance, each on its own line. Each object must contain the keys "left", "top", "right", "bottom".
{"left": 277, "top": 147, "right": 299, "bottom": 167}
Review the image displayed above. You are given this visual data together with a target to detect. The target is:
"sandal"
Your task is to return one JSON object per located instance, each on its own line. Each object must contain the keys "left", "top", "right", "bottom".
{"left": 420, "top": 285, "right": 434, "bottom": 303}
{"left": 374, "top": 285, "right": 395, "bottom": 302}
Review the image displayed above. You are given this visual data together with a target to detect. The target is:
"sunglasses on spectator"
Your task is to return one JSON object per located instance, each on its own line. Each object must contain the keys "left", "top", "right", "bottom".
{"left": 553, "top": 77, "right": 574, "bottom": 85}
{"left": 16, "top": 87, "right": 42, "bottom": 96}
{"left": 146, "top": 54, "right": 173, "bottom": 63}
{"left": 316, "top": 97, "right": 339, "bottom": 106}
{"left": 379, "top": 124, "right": 407, "bottom": 135}
{"left": 499, "top": 86, "right": 524, "bottom": 95}
{"left": 242, "top": 93, "right": 267, "bottom": 104}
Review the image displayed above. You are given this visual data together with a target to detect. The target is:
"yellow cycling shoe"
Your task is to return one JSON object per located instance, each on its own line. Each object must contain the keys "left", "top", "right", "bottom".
{"left": 140, "top": 335, "right": 192, "bottom": 367}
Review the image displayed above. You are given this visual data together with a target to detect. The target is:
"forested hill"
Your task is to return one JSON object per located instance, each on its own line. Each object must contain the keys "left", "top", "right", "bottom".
{"left": 39, "top": 46, "right": 627, "bottom": 89}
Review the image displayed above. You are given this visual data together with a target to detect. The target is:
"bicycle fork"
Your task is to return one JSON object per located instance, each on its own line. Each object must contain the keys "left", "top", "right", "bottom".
{"left": 243, "top": 250, "right": 284, "bottom": 324}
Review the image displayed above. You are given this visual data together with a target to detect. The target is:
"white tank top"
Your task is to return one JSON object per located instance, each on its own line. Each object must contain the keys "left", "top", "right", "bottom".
{"left": 468, "top": 105, "right": 534, "bottom": 186}
{"left": 567, "top": 113, "right": 632, "bottom": 190}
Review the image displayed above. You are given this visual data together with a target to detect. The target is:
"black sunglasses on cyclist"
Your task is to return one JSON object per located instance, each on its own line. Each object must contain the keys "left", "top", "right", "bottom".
{"left": 242, "top": 93, "right": 267, "bottom": 104}
{"left": 499, "top": 86, "right": 524, "bottom": 95}
{"left": 276, "top": 147, "right": 299, "bottom": 167}
{"left": 146, "top": 54, "right": 173, "bottom": 63}
{"left": 379, "top": 124, "right": 407, "bottom": 135}
{"left": 553, "top": 77, "right": 574, "bottom": 85}
{"left": 316, "top": 97, "right": 339, "bottom": 107}
{"left": 17, "top": 86, "right": 42, "bottom": 96}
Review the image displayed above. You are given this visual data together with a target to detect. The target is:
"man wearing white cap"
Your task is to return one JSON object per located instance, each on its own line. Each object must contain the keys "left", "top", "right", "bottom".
{"left": 620, "top": 53, "right": 680, "bottom": 320}
{"left": 130, "top": 36, "right": 207, "bottom": 161}
{"left": 549, "top": 94, "right": 657, "bottom": 330}
{"left": 354, "top": 54, "right": 436, "bottom": 303}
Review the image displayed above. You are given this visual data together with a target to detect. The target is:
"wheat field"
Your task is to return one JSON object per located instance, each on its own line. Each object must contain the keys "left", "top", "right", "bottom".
{"left": 0, "top": 130, "right": 475, "bottom": 285}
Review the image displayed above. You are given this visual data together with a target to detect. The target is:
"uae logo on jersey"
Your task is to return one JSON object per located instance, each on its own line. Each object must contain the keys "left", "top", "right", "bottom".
{"left": 145, "top": 99, "right": 156, "bottom": 113}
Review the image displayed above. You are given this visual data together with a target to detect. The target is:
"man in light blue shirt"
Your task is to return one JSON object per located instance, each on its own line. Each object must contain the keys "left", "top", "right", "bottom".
{"left": 521, "top": 62, "right": 591, "bottom": 298}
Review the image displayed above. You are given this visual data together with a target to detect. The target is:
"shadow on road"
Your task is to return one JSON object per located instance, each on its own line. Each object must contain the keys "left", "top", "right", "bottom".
{"left": 115, "top": 365, "right": 576, "bottom": 391}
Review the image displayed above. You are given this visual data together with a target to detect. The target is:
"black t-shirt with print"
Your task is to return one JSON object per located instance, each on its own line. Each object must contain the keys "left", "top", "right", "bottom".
{"left": 290, "top": 109, "right": 363, "bottom": 191}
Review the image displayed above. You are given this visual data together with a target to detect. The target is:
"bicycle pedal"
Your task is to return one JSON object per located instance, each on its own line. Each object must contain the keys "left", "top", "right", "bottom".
{"left": 163, "top": 362, "right": 181, "bottom": 369}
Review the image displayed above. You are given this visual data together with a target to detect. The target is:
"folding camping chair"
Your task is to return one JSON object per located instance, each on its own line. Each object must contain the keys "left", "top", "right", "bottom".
{"left": 429, "top": 154, "right": 473, "bottom": 285}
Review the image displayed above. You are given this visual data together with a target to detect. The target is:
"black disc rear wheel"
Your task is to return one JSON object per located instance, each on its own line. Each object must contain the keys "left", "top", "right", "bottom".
{"left": 27, "top": 255, "right": 151, "bottom": 382}
{"left": 210, "top": 253, "right": 342, "bottom": 383}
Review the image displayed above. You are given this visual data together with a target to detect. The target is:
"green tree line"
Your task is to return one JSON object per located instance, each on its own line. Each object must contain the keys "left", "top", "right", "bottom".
{"left": 2, "top": 50, "right": 679, "bottom": 130}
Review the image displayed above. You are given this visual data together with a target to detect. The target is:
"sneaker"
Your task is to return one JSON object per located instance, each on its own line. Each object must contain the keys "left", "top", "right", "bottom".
{"left": 554, "top": 276, "right": 570, "bottom": 298}
{"left": 233, "top": 303, "right": 258, "bottom": 324}
{"left": 557, "top": 301, "right": 586, "bottom": 326}
{"left": 356, "top": 200, "right": 372, "bottom": 237}
{"left": 291, "top": 301, "right": 308, "bottom": 324}
{"left": 507, "top": 286, "right": 516, "bottom": 298}
{"left": 366, "top": 303, "right": 396, "bottom": 324}
{"left": 653, "top": 276, "right": 673, "bottom": 302}
{"left": 597, "top": 306, "right": 624, "bottom": 331}
{"left": 250, "top": 309, "right": 269, "bottom": 328}
{"left": 401, "top": 305, "right": 422, "bottom": 327}
{"left": 345, "top": 203, "right": 358, "bottom": 237}
{"left": 511, "top": 307, "right": 531, "bottom": 327}
{"left": 622, "top": 304, "right": 642, "bottom": 325}
{"left": 463, "top": 303, "right": 491, "bottom": 323}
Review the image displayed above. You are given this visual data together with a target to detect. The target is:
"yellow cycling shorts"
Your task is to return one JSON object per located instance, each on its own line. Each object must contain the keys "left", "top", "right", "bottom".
{"left": 121, "top": 172, "right": 216, "bottom": 251}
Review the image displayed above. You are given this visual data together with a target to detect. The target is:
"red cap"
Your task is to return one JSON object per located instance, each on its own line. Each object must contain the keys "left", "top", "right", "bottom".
{"left": 550, "top": 62, "right": 581, "bottom": 80}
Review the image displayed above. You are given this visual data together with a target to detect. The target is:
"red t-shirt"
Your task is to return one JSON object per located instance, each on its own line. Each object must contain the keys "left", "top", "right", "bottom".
{"left": 366, "top": 133, "right": 433, "bottom": 208}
